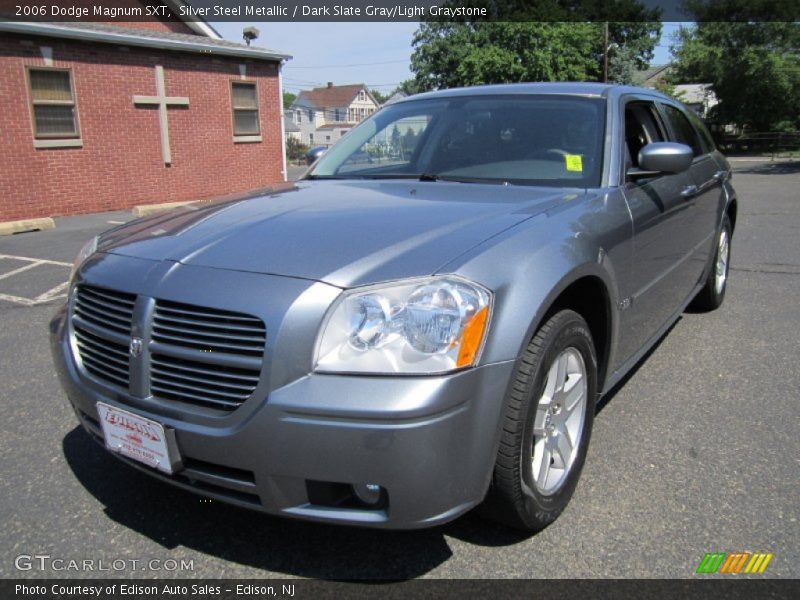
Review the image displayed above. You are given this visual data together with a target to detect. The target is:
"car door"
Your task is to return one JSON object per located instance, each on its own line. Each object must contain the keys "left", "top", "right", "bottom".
{"left": 616, "top": 96, "right": 703, "bottom": 364}
{"left": 658, "top": 102, "right": 726, "bottom": 281}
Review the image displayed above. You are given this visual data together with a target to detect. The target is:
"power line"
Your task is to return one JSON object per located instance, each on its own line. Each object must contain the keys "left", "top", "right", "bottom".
{"left": 290, "top": 59, "right": 409, "bottom": 69}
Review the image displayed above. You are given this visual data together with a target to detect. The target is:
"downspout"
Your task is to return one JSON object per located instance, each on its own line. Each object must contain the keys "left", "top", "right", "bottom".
{"left": 278, "top": 60, "right": 288, "bottom": 182}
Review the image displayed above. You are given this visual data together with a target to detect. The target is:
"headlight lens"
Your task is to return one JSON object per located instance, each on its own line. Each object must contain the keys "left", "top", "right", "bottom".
{"left": 315, "top": 276, "right": 492, "bottom": 374}
{"left": 69, "top": 236, "right": 98, "bottom": 281}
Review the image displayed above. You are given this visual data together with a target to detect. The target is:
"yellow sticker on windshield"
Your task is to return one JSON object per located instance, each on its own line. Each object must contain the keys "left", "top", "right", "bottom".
{"left": 565, "top": 154, "right": 583, "bottom": 172}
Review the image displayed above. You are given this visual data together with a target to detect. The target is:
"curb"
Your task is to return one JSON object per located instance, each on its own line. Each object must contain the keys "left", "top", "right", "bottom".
{"left": 0, "top": 217, "right": 56, "bottom": 236}
{"left": 131, "top": 201, "right": 193, "bottom": 217}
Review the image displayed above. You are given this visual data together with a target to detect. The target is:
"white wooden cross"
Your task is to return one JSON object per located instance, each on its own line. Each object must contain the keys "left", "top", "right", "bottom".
{"left": 132, "top": 65, "right": 189, "bottom": 165}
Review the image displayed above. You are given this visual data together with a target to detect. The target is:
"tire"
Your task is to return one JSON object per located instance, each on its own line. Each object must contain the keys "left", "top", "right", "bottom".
{"left": 481, "top": 309, "right": 597, "bottom": 532}
{"left": 691, "top": 215, "right": 732, "bottom": 312}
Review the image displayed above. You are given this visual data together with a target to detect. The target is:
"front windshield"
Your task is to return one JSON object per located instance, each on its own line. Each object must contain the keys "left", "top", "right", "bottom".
{"left": 308, "top": 94, "right": 605, "bottom": 187}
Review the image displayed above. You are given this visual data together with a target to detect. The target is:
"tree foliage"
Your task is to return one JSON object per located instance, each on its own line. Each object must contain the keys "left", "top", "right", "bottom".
{"left": 282, "top": 91, "right": 297, "bottom": 109}
{"left": 370, "top": 89, "right": 390, "bottom": 104}
{"left": 408, "top": 1, "right": 661, "bottom": 91}
{"left": 671, "top": 17, "right": 800, "bottom": 130}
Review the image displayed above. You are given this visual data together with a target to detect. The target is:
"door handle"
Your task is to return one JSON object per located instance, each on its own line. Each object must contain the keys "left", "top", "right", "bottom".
{"left": 681, "top": 185, "right": 698, "bottom": 199}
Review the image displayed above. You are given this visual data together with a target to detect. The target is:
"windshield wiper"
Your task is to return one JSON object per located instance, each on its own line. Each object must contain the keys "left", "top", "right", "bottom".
{"left": 304, "top": 174, "right": 346, "bottom": 180}
{"left": 419, "top": 173, "right": 511, "bottom": 185}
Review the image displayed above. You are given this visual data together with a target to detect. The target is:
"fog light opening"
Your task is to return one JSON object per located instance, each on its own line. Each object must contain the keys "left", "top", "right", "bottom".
{"left": 352, "top": 483, "right": 383, "bottom": 506}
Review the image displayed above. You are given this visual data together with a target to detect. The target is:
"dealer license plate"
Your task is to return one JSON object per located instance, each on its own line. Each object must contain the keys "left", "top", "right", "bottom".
{"left": 96, "top": 402, "right": 176, "bottom": 474}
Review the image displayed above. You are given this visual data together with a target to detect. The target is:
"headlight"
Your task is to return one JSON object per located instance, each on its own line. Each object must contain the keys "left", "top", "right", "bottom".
{"left": 69, "top": 236, "right": 98, "bottom": 281}
{"left": 315, "top": 276, "right": 492, "bottom": 374}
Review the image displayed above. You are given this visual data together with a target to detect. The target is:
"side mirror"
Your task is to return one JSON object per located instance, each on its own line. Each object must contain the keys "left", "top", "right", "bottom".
{"left": 628, "top": 142, "right": 693, "bottom": 179}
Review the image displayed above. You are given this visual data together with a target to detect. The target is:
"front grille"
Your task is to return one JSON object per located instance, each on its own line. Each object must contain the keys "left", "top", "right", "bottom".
{"left": 152, "top": 300, "right": 266, "bottom": 356}
{"left": 72, "top": 285, "right": 135, "bottom": 389}
{"left": 150, "top": 354, "right": 260, "bottom": 411}
{"left": 73, "top": 285, "right": 135, "bottom": 335}
{"left": 150, "top": 300, "right": 266, "bottom": 411}
{"left": 70, "top": 286, "right": 266, "bottom": 412}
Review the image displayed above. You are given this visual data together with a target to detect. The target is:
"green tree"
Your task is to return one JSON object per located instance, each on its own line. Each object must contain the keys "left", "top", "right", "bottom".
{"left": 671, "top": 22, "right": 800, "bottom": 130}
{"left": 282, "top": 91, "right": 297, "bottom": 109}
{"left": 286, "top": 137, "right": 309, "bottom": 162}
{"left": 370, "top": 89, "right": 390, "bottom": 104}
{"left": 408, "top": 1, "right": 661, "bottom": 91}
{"left": 608, "top": 45, "right": 640, "bottom": 84}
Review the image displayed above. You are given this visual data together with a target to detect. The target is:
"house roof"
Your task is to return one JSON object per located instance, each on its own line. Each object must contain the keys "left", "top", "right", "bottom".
{"left": 294, "top": 84, "right": 375, "bottom": 109}
{"left": 316, "top": 123, "right": 355, "bottom": 130}
{"left": 674, "top": 83, "right": 715, "bottom": 104}
{"left": 0, "top": 21, "right": 291, "bottom": 62}
{"left": 638, "top": 64, "right": 672, "bottom": 86}
{"left": 163, "top": 0, "right": 221, "bottom": 38}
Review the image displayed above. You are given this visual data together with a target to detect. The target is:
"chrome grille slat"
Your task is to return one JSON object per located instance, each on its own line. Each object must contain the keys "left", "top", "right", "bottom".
{"left": 150, "top": 300, "right": 265, "bottom": 411}
{"left": 80, "top": 286, "right": 136, "bottom": 307}
{"left": 152, "top": 319, "right": 265, "bottom": 344}
{"left": 155, "top": 304, "right": 261, "bottom": 323}
{"left": 151, "top": 358, "right": 260, "bottom": 384}
{"left": 74, "top": 306, "right": 131, "bottom": 335}
{"left": 150, "top": 384, "right": 242, "bottom": 410}
{"left": 72, "top": 285, "right": 134, "bottom": 390}
{"left": 76, "top": 293, "right": 135, "bottom": 319}
{"left": 151, "top": 330, "right": 263, "bottom": 354}
{"left": 152, "top": 313, "right": 266, "bottom": 334}
{"left": 74, "top": 341, "right": 129, "bottom": 369}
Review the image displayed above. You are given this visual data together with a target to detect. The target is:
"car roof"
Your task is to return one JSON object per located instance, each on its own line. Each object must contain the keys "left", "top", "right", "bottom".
{"left": 392, "top": 82, "right": 673, "bottom": 104}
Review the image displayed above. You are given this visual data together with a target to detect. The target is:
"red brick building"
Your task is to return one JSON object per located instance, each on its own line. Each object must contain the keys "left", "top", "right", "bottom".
{"left": 0, "top": 2, "right": 290, "bottom": 221}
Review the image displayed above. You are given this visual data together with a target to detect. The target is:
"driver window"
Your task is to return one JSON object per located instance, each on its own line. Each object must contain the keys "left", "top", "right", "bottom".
{"left": 624, "top": 102, "right": 665, "bottom": 168}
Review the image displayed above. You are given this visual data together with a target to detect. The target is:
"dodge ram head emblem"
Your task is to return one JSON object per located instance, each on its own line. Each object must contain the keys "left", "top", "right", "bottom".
{"left": 129, "top": 337, "right": 143, "bottom": 357}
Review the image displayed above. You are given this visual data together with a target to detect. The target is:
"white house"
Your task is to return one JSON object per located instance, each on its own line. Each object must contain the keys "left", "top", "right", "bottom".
{"left": 290, "top": 83, "right": 380, "bottom": 147}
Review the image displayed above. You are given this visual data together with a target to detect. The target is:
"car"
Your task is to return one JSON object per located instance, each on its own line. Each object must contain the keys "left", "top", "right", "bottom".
{"left": 305, "top": 145, "right": 327, "bottom": 165}
{"left": 51, "top": 83, "right": 737, "bottom": 531}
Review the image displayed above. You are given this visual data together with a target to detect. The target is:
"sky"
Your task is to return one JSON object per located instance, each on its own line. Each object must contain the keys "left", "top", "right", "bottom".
{"left": 211, "top": 21, "right": 685, "bottom": 96}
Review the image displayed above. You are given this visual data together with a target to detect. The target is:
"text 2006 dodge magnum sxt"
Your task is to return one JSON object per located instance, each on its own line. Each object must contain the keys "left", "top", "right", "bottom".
{"left": 52, "top": 83, "right": 736, "bottom": 531}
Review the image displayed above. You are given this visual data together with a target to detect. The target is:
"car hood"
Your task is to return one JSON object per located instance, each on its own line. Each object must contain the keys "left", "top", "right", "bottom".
{"left": 99, "top": 180, "right": 581, "bottom": 288}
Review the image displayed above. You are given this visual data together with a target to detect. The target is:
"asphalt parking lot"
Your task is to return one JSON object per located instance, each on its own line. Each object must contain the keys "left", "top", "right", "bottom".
{"left": 1, "top": 159, "right": 798, "bottom": 580}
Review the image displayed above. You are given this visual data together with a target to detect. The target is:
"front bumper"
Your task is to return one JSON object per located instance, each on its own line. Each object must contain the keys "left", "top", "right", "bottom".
{"left": 51, "top": 299, "right": 515, "bottom": 529}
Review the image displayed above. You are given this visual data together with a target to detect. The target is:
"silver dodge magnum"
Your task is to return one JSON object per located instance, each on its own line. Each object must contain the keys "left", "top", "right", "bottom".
{"left": 51, "top": 83, "right": 737, "bottom": 531}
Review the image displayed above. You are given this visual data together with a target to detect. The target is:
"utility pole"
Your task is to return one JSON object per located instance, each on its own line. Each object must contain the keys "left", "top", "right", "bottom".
{"left": 603, "top": 21, "right": 609, "bottom": 83}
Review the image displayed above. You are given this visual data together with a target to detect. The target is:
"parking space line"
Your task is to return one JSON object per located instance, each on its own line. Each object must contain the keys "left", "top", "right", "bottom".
{"left": 34, "top": 281, "right": 70, "bottom": 304}
{"left": 0, "top": 253, "right": 71, "bottom": 267}
{"left": 0, "top": 253, "right": 71, "bottom": 307}
{"left": 0, "top": 293, "right": 35, "bottom": 306}
{"left": 0, "top": 261, "right": 43, "bottom": 281}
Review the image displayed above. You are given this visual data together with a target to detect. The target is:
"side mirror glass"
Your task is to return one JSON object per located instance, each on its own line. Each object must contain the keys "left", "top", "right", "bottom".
{"left": 630, "top": 142, "right": 693, "bottom": 179}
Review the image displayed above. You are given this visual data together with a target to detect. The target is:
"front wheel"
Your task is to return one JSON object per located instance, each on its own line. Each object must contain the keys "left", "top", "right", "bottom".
{"left": 481, "top": 310, "right": 597, "bottom": 531}
{"left": 691, "top": 215, "right": 732, "bottom": 311}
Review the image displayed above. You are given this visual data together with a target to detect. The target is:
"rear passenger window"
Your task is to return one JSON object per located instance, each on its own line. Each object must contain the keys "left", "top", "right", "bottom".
{"left": 662, "top": 104, "right": 704, "bottom": 157}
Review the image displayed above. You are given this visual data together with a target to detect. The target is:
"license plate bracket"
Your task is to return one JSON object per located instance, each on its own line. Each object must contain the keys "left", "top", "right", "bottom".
{"left": 96, "top": 402, "right": 179, "bottom": 474}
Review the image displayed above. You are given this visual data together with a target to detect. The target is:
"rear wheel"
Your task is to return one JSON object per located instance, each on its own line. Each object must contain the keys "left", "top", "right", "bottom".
{"left": 691, "top": 215, "right": 732, "bottom": 311}
{"left": 482, "top": 310, "right": 597, "bottom": 531}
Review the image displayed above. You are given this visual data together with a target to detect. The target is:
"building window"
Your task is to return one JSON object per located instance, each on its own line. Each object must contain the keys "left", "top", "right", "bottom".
{"left": 295, "top": 109, "right": 301, "bottom": 123}
{"left": 358, "top": 90, "right": 365, "bottom": 101}
{"left": 308, "top": 109, "right": 314, "bottom": 121}
{"left": 334, "top": 108, "right": 340, "bottom": 121}
{"left": 326, "top": 135, "right": 331, "bottom": 141}
{"left": 27, "top": 67, "right": 79, "bottom": 139}
{"left": 231, "top": 81, "right": 260, "bottom": 136}
{"left": 309, "top": 133, "right": 314, "bottom": 143}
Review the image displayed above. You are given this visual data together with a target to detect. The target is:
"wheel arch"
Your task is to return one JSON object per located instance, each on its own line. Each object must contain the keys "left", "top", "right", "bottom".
{"left": 518, "top": 267, "right": 617, "bottom": 394}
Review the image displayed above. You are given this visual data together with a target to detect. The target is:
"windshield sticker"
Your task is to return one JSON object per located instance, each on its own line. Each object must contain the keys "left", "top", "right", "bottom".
{"left": 565, "top": 154, "right": 583, "bottom": 172}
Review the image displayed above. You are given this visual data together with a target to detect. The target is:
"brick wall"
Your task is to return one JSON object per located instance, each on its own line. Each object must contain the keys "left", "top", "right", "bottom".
{"left": 0, "top": 34, "right": 285, "bottom": 221}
